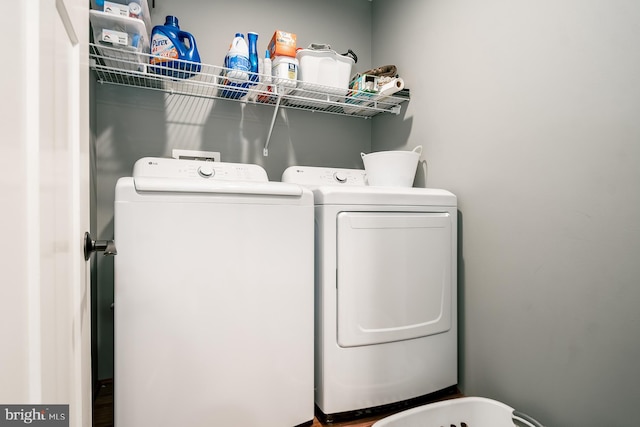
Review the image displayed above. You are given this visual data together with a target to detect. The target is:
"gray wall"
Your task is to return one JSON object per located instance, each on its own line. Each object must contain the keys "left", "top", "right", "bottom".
{"left": 372, "top": 1, "right": 640, "bottom": 426}
{"left": 94, "top": 0, "right": 377, "bottom": 380}
{"left": 94, "top": 1, "right": 640, "bottom": 425}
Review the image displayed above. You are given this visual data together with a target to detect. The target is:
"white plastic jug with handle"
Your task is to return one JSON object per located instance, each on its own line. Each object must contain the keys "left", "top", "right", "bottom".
{"left": 225, "top": 33, "right": 249, "bottom": 81}
{"left": 361, "top": 145, "right": 422, "bottom": 187}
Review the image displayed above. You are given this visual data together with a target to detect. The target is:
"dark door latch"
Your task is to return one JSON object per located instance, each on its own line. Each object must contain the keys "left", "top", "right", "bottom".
{"left": 84, "top": 232, "right": 117, "bottom": 261}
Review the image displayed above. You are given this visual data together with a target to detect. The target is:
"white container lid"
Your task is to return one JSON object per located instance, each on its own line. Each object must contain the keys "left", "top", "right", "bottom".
{"left": 296, "top": 48, "right": 355, "bottom": 65}
{"left": 272, "top": 56, "right": 299, "bottom": 65}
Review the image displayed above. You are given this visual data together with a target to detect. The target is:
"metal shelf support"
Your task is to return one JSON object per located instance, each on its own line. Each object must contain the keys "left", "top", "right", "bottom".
{"left": 264, "top": 93, "right": 283, "bottom": 157}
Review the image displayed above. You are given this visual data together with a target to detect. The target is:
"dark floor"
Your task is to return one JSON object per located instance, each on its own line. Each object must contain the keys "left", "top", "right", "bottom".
{"left": 93, "top": 379, "right": 461, "bottom": 427}
{"left": 92, "top": 380, "right": 114, "bottom": 427}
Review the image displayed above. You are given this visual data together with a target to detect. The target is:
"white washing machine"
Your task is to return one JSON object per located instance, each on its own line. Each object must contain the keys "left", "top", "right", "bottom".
{"left": 282, "top": 166, "right": 458, "bottom": 421}
{"left": 114, "top": 157, "right": 314, "bottom": 427}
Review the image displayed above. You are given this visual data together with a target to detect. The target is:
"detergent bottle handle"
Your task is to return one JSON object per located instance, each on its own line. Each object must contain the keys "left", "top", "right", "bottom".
{"left": 178, "top": 31, "right": 197, "bottom": 55}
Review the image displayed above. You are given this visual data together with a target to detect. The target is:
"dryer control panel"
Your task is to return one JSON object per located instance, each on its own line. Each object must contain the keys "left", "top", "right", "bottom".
{"left": 282, "top": 166, "right": 367, "bottom": 186}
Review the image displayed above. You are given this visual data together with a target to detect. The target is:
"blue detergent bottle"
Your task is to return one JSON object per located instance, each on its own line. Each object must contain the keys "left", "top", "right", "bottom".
{"left": 150, "top": 16, "right": 201, "bottom": 79}
{"left": 247, "top": 32, "right": 259, "bottom": 83}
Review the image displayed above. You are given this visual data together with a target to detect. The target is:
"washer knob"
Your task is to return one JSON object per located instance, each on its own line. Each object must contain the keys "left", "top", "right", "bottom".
{"left": 198, "top": 163, "right": 215, "bottom": 178}
{"left": 333, "top": 171, "right": 348, "bottom": 183}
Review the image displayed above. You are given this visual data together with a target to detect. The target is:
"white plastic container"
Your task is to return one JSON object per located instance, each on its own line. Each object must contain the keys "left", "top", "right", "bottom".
{"left": 90, "top": 0, "right": 151, "bottom": 36}
{"left": 361, "top": 146, "right": 422, "bottom": 187}
{"left": 90, "top": 10, "right": 149, "bottom": 72}
{"left": 225, "top": 33, "right": 250, "bottom": 81}
{"left": 296, "top": 46, "right": 354, "bottom": 94}
{"left": 372, "top": 397, "right": 544, "bottom": 427}
{"left": 272, "top": 56, "right": 298, "bottom": 88}
{"left": 263, "top": 51, "right": 272, "bottom": 84}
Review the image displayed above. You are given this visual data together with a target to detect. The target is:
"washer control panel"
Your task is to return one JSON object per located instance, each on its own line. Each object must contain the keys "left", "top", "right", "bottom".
{"left": 282, "top": 166, "right": 367, "bottom": 186}
{"left": 133, "top": 157, "right": 269, "bottom": 182}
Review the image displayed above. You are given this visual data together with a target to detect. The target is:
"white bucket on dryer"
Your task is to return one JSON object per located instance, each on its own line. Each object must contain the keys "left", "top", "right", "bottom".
{"left": 361, "top": 145, "right": 422, "bottom": 187}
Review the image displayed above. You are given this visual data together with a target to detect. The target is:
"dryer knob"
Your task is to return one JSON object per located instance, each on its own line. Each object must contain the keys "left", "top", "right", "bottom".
{"left": 333, "top": 172, "right": 348, "bottom": 183}
{"left": 198, "top": 163, "right": 215, "bottom": 178}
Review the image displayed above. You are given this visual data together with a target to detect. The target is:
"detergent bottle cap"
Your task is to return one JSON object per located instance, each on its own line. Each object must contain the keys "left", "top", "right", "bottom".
{"left": 235, "top": 33, "right": 244, "bottom": 39}
{"left": 165, "top": 16, "right": 179, "bottom": 27}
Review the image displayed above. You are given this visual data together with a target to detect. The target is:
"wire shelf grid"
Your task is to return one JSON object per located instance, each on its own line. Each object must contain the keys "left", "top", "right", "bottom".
{"left": 89, "top": 43, "right": 408, "bottom": 119}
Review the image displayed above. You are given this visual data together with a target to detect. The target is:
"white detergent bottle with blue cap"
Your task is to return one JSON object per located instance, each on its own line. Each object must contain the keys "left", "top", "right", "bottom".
{"left": 225, "top": 33, "right": 249, "bottom": 81}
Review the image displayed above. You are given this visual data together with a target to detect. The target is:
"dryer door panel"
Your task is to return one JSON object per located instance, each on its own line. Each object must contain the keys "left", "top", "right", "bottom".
{"left": 337, "top": 212, "right": 452, "bottom": 348}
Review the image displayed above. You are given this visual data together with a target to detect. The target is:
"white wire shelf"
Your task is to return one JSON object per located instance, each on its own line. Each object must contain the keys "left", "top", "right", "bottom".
{"left": 89, "top": 43, "right": 409, "bottom": 155}
{"left": 89, "top": 43, "right": 408, "bottom": 116}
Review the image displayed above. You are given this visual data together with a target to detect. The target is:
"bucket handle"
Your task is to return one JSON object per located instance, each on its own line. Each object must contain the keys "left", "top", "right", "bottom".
{"left": 361, "top": 145, "right": 422, "bottom": 158}
{"left": 513, "top": 410, "right": 545, "bottom": 427}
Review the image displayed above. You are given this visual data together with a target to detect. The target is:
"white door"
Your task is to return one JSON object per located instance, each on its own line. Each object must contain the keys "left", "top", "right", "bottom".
{"left": 1, "top": 1, "right": 91, "bottom": 426}
{"left": 336, "top": 212, "right": 453, "bottom": 347}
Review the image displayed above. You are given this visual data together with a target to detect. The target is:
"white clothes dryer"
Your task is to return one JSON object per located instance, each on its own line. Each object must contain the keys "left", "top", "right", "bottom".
{"left": 282, "top": 166, "right": 458, "bottom": 421}
{"left": 114, "top": 158, "right": 314, "bottom": 427}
